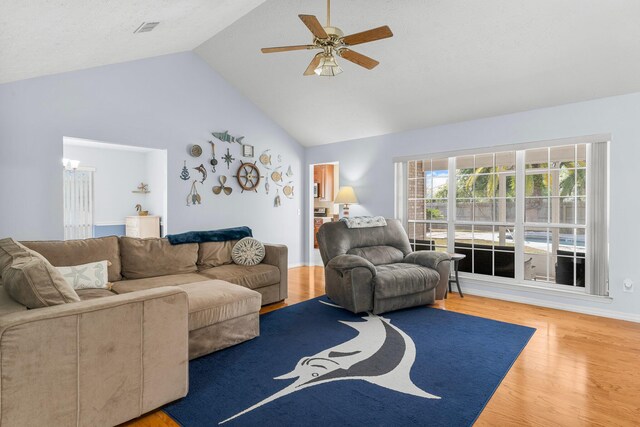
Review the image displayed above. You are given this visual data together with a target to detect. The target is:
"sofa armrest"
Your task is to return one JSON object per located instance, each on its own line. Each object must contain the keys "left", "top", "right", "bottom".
{"left": 0, "top": 287, "right": 189, "bottom": 426}
{"left": 404, "top": 251, "right": 450, "bottom": 270}
{"left": 328, "top": 254, "right": 377, "bottom": 277}
{"left": 404, "top": 251, "right": 451, "bottom": 299}
{"left": 263, "top": 243, "right": 288, "bottom": 301}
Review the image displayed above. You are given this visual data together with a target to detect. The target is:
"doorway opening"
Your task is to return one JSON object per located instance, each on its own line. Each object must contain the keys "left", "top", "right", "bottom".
{"left": 309, "top": 162, "right": 339, "bottom": 266}
{"left": 63, "top": 137, "right": 167, "bottom": 240}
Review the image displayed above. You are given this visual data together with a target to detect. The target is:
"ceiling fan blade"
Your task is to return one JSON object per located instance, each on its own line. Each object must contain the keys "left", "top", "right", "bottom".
{"left": 342, "top": 25, "right": 393, "bottom": 46}
{"left": 303, "top": 53, "right": 323, "bottom": 76}
{"left": 299, "top": 14, "right": 329, "bottom": 39}
{"left": 261, "top": 45, "right": 315, "bottom": 53}
{"left": 339, "top": 48, "right": 379, "bottom": 70}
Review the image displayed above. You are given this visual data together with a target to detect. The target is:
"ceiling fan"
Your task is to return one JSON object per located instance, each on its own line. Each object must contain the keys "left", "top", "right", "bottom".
{"left": 261, "top": 0, "right": 393, "bottom": 76}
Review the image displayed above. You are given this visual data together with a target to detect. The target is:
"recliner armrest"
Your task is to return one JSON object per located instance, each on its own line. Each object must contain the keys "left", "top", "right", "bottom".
{"left": 404, "top": 251, "right": 451, "bottom": 270}
{"left": 327, "top": 254, "right": 377, "bottom": 277}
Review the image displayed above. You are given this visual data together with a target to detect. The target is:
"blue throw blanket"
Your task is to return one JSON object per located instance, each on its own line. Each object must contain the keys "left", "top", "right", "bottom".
{"left": 166, "top": 226, "right": 252, "bottom": 245}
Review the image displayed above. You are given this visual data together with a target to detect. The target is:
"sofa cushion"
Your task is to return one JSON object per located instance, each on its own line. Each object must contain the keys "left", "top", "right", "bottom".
{"left": 75, "top": 288, "right": 117, "bottom": 301}
{"left": 231, "top": 238, "right": 265, "bottom": 266}
{"left": 21, "top": 237, "right": 122, "bottom": 282}
{"left": 373, "top": 263, "right": 440, "bottom": 299}
{"left": 197, "top": 240, "right": 237, "bottom": 269}
{"left": 111, "top": 273, "right": 205, "bottom": 294}
{"left": 3, "top": 257, "right": 81, "bottom": 308}
{"left": 198, "top": 264, "right": 280, "bottom": 290}
{"left": 56, "top": 260, "right": 110, "bottom": 290}
{"left": 178, "top": 280, "right": 261, "bottom": 331}
{"left": 347, "top": 245, "right": 405, "bottom": 266}
{"left": 119, "top": 237, "right": 198, "bottom": 279}
{"left": 0, "top": 285, "right": 27, "bottom": 315}
{"left": 0, "top": 238, "right": 34, "bottom": 275}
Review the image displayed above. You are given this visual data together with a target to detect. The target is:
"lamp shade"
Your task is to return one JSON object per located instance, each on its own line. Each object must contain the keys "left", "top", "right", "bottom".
{"left": 334, "top": 186, "right": 358, "bottom": 204}
{"left": 314, "top": 54, "right": 343, "bottom": 77}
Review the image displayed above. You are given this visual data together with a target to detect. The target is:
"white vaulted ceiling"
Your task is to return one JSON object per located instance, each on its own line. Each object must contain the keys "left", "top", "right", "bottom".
{"left": 0, "top": 0, "right": 266, "bottom": 84}
{"left": 195, "top": 0, "right": 640, "bottom": 146}
{"left": 2, "top": 1, "right": 640, "bottom": 147}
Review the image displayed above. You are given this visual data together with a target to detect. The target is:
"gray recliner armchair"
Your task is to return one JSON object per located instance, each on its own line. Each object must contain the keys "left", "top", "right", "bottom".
{"left": 317, "top": 218, "right": 451, "bottom": 314}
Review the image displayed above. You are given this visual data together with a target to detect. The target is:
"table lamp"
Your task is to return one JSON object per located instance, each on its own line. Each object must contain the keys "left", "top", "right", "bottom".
{"left": 334, "top": 186, "right": 358, "bottom": 217}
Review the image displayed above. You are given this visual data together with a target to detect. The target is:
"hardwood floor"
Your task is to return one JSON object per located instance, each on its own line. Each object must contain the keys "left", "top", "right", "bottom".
{"left": 126, "top": 266, "right": 640, "bottom": 427}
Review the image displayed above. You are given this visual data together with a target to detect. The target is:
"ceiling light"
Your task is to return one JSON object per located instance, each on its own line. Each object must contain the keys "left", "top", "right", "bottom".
{"left": 314, "top": 54, "right": 343, "bottom": 76}
{"left": 62, "top": 158, "right": 80, "bottom": 170}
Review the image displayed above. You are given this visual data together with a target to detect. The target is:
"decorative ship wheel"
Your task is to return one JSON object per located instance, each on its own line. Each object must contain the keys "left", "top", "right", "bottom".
{"left": 234, "top": 162, "right": 263, "bottom": 193}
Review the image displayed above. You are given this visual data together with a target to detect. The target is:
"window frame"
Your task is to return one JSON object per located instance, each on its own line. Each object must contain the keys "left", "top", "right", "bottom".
{"left": 396, "top": 135, "right": 609, "bottom": 294}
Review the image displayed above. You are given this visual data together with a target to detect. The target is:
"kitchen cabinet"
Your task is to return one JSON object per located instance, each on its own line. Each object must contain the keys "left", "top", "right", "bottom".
{"left": 314, "top": 164, "right": 335, "bottom": 202}
{"left": 313, "top": 218, "right": 323, "bottom": 248}
{"left": 126, "top": 216, "right": 160, "bottom": 238}
{"left": 313, "top": 217, "right": 334, "bottom": 248}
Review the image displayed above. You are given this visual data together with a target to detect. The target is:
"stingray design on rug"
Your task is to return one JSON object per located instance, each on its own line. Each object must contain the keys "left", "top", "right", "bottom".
{"left": 220, "top": 301, "right": 439, "bottom": 424}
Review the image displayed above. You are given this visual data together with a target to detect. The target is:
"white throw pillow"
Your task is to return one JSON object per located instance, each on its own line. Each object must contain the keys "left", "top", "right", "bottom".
{"left": 56, "top": 260, "right": 110, "bottom": 290}
{"left": 232, "top": 238, "right": 265, "bottom": 266}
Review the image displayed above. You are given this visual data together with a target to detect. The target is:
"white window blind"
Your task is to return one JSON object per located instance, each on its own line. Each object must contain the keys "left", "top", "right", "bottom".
{"left": 63, "top": 169, "right": 94, "bottom": 240}
{"left": 587, "top": 142, "right": 609, "bottom": 296}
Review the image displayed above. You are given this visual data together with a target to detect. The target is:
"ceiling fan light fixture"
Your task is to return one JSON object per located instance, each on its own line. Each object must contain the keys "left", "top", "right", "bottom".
{"left": 314, "top": 54, "right": 343, "bottom": 76}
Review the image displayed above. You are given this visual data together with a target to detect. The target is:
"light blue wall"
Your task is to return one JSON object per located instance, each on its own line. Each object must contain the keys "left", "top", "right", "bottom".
{"left": 0, "top": 52, "right": 305, "bottom": 264}
{"left": 306, "top": 92, "right": 640, "bottom": 320}
{"left": 93, "top": 224, "right": 126, "bottom": 238}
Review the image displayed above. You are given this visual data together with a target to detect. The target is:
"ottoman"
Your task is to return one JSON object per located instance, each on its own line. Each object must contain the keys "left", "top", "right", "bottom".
{"left": 179, "top": 280, "right": 261, "bottom": 359}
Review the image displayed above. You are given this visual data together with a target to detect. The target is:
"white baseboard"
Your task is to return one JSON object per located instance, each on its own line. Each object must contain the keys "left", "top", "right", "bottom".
{"left": 459, "top": 286, "right": 640, "bottom": 323}
{"left": 289, "top": 263, "right": 309, "bottom": 268}
{"left": 287, "top": 264, "right": 639, "bottom": 323}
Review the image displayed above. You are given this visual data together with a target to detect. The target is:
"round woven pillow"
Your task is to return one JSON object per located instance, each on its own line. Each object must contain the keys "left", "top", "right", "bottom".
{"left": 232, "top": 237, "right": 265, "bottom": 266}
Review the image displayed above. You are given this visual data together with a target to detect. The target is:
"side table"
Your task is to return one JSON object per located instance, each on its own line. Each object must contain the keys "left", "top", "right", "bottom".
{"left": 448, "top": 253, "right": 466, "bottom": 298}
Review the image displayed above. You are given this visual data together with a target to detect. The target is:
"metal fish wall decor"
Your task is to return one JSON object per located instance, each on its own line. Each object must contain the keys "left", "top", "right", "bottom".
{"left": 212, "top": 131, "right": 244, "bottom": 144}
{"left": 193, "top": 164, "right": 207, "bottom": 184}
{"left": 187, "top": 181, "right": 202, "bottom": 206}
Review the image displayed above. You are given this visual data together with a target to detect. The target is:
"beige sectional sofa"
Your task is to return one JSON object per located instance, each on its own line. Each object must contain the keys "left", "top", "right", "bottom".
{"left": 0, "top": 235, "right": 288, "bottom": 426}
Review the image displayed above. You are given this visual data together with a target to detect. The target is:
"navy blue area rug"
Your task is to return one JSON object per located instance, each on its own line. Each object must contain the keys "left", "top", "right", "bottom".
{"left": 164, "top": 297, "right": 535, "bottom": 427}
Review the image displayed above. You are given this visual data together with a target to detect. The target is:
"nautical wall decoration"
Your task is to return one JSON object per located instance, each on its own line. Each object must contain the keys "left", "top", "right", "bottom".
{"left": 259, "top": 150, "right": 272, "bottom": 166}
{"left": 242, "top": 144, "right": 254, "bottom": 158}
{"left": 212, "top": 131, "right": 244, "bottom": 144}
{"left": 223, "top": 148, "right": 236, "bottom": 169}
{"left": 132, "top": 182, "right": 150, "bottom": 194}
{"left": 234, "top": 162, "right": 263, "bottom": 193}
{"left": 187, "top": 181, "right": 202, "bottom": 206}
{"left": 190, "top": 144, "right": 203, "bottom": 157}
{"left": 271, "top": 169, "right": 283, "bottom": 183}
{"left": 180, "top": 161, "right": 191, "bottom": 181}
{"left": 193, "top": 164, "right": 207, "bottom": 184}
{"left": 283, "top": 182, "right": 294, "bottom": 199}
{"left": 212, "top": 176, "right": 233, "bottom": 195}
{"left": 209, "top": 141, "right": 218, "bottom": 173}
{"left": 180, "top": 127, "right": 295, "bottom": 207}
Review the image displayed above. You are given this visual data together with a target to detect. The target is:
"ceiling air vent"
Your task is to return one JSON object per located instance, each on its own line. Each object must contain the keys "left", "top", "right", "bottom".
{"left": 134, "top": 22, "right": 160, "bottom": 34}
